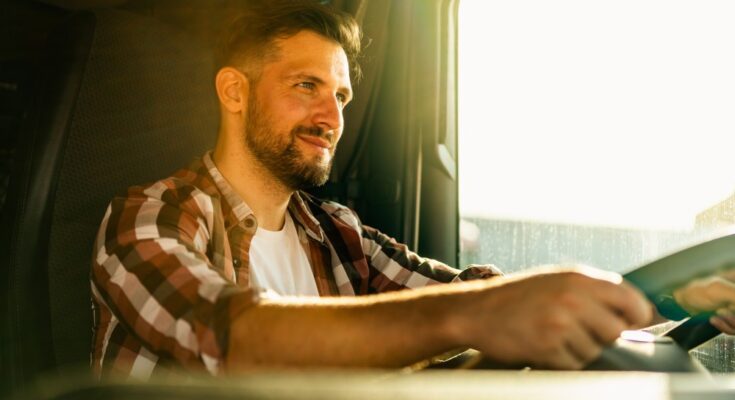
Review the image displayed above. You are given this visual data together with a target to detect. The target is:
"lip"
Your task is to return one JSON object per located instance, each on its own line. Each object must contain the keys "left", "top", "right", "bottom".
{"left": 297, "top": 135, "right": 331, "bottom": 149}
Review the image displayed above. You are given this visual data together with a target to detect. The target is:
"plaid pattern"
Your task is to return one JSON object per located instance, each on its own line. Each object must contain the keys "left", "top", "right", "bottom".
{"left": 90, "top": 151, "right": 502, "bottom": 378}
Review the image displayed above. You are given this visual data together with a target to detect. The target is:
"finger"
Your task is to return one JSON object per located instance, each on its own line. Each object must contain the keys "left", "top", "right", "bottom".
{"left": 710, "top": 316, "right": 735, "bottom": 335}
{"left": 537, "top": 346, "right": 584, "bottom": 370}
{"left": 599, "top": 282, "right": 653, "bottom": 328}
{"left": 712, "top": 310, "right": 735, "bottom": 335}
{"left": 563, "top": 322, "right": 604, "bottom": 365}
{"left": 578, "top": 300, "right": 628, "bottom": 344}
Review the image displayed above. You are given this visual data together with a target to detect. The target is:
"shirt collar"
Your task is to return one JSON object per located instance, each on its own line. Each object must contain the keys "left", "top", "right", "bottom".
{"left": 288, "top": 191, "right": 325, "bottom": 243}
{"left": 202, "top": 151, "right": 325, "bottom": 242}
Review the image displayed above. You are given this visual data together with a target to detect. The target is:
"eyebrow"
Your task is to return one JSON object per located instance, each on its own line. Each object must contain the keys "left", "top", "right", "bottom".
{"left": 293, "top": 73, "right": 353, "bottom": 102}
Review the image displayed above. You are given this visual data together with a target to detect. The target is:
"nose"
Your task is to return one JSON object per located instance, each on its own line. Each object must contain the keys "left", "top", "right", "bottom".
{"left": 312, "top": 93, "right": 343, "bottom": 134}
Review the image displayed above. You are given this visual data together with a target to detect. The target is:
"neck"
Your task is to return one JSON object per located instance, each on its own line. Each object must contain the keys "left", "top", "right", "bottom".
{"left": 212, "top": 133, "right": 293, "bottom": 231}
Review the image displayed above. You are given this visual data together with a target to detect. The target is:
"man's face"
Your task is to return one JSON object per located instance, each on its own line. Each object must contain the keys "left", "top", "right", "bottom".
{"left": 244, "top": 30, "right": 353, "bottom": 190}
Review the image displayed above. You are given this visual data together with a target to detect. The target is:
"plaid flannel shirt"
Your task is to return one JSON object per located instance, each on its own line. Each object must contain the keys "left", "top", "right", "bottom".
{"left": 90, "top": 151, "right": 501, "bottom": 378}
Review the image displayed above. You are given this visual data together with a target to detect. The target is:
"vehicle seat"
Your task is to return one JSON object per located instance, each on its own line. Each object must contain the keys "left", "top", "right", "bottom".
{"left": 0, "top": 8, "right": 217, "bottom": 393}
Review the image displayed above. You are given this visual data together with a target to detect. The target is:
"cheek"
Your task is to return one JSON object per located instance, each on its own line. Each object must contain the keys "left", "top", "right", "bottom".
{"left": 258, "top": 90, "right": 309, "bottom": 127}
{"left": 279, "top": 95, "right": 312, "bottom": 124}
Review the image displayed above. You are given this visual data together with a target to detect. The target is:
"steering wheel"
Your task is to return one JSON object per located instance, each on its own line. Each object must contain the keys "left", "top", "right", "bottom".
{"left": 427, "top": 232, "right": 735, "bottom": 372}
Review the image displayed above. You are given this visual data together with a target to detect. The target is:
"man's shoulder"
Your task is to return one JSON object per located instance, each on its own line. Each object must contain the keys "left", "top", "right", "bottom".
{"left": 114, "top": 157, "right": 217, "bottom": 213}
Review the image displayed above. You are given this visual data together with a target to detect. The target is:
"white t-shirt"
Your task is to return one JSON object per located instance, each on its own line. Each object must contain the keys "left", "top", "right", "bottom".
{"left": 248, "top": 213, "right": 320, "bottom": 297}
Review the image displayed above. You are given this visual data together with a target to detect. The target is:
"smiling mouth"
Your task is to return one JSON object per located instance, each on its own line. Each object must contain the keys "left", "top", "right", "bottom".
{"left": 297, "top": 135, "right": 332, "bottom": 151}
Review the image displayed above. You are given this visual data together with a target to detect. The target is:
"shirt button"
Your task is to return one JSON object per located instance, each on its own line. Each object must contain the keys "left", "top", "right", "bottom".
{"left": 243, "top": 216, "right": 257, "bottom": 231}
{"left": 233, "top": 259, "right": 241, "bottom": 267}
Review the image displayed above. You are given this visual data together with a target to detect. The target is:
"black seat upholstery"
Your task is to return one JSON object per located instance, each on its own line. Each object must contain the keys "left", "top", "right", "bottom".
{"left": 1, "top": 8, "right": 217, "bottom": 393}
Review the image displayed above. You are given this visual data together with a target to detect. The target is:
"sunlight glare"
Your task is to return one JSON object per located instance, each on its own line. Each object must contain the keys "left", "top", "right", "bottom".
{"left": 459, "top": 0, "right": 735, "bottom": 230}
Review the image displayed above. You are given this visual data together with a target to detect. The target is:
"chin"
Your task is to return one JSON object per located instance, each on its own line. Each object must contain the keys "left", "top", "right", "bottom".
{"left": 286, "top": 165, "right": 331, "bottom": 190}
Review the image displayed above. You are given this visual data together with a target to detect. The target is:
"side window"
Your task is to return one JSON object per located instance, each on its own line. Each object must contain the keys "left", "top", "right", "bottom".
{"left": 457, "top": 0, "right": 735, "bottom": 373}
{"left": 458, "top": 0, "right": 735, "bottom": 274}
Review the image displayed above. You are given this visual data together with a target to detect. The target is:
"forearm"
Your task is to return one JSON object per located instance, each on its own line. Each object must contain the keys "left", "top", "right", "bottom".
{"left": 225, "top": 282, "right": 481, "bottom": 371}
{"left": 225, "top": 268, "right": 654, "bottom": 372}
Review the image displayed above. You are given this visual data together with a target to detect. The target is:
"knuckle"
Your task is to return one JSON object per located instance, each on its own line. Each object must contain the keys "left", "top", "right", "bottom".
{"left": 712, "top": 279, "right": 729, "bottom": 293}
{"left": 557, "top": 291, "right": 582, "bottom": 311}
{"left": 535, "top": 335, "right": 565, "bottom": 355}
{"left": 542, "top": 313, "right": 572, "bottom": 333}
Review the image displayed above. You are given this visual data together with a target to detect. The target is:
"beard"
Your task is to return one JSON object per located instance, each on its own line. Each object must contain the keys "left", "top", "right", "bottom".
{"left": 244, "top": 93, "right": 336, "bottom": 191}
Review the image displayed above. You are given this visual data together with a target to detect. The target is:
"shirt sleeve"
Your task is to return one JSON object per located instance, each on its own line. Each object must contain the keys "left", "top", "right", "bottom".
{"left": 360, "top": 223, "right": 503, "bottom": 292}
{"left": 90, "top": 184, "right": 259, "bottom": 375}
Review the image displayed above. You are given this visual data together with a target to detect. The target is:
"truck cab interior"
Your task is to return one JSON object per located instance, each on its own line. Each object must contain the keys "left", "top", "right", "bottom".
{"left": 1, "top": 0, "right": 734, "bottom": 399}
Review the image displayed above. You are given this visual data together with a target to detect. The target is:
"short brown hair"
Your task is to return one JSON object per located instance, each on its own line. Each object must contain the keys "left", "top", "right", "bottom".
{"left": 216, "top": 0, "right": 362, "bottom": 82}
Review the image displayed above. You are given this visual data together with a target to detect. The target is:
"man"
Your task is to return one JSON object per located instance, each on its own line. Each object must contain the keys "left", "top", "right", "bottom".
{"left": 90, "top": 0, "right": 658, "bottom": 378}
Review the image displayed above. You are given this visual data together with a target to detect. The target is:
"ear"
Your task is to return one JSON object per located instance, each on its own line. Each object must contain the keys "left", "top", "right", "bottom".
{"left": 215, "top": 67, "right": 249, "bottom": 114}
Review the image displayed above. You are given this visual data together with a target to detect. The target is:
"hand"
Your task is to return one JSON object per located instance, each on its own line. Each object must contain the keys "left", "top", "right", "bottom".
{"left": 455, "top": 266, "right": 652, "bottom": 370}
{"left": 673, "top": 276, "right": 735, "bottom": 334}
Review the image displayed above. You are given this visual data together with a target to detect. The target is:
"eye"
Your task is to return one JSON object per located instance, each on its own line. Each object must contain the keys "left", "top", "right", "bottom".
{"left": 296, "top": 81, "right": 316, "bottom": 91}
{"left": 336, "top": 93, "right": 347, "bottom": 104}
